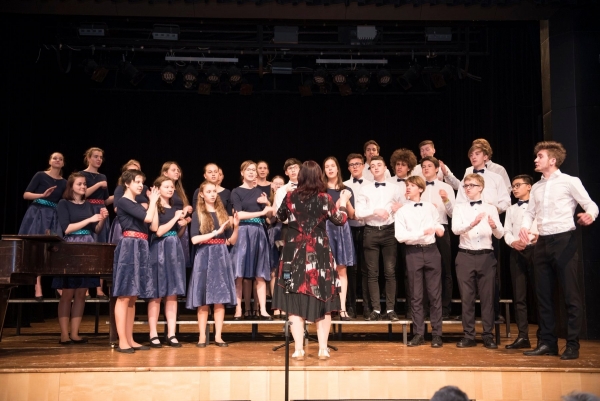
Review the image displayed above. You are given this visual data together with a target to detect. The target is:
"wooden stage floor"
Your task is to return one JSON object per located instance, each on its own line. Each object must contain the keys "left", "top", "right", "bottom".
{"left": 1, "top": 315, "right": 599, "bottom": 401}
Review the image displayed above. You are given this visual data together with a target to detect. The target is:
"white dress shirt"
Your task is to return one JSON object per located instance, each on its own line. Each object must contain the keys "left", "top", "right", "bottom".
{"left": 343, "top": 176, "right": 368, "bottom": 227}
{"left": 421, "top": 179, "right": 455, "bottom": 224}
{"left": 355, "top": 181, "right": 403, "bottom": 227}
{"left": 385, "top": 176, "right": 408, "bottom": 205}
{"left": 452, "top": 199, "right": 504, "bottom": 250}
{"left": 362, "top": 164, "right": 391, "bottom": 182}
{"left": 274, "top": 181, "right": 297, "bottom": 223}
{"left": 521, "top": 170, "right": 599, "bottom": 236}
{"left": 485, "top": 161, "right": 512, "bottom": 193}
{"left": 504, "top": 200, "right": 538, "bottom": 247}
{"left": 412, "top": 164, "right": 461, "bottom": 191}
{"left": 395, "top": 200, "right": 444, "bottom": 246}
{"left": 456, "top": 168, "right": 511, "bottom": 213}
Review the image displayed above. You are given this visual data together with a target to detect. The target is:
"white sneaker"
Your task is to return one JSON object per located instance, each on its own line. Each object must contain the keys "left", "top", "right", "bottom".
{"left": 292, "top": 349, "right": 305, "bottom": 361}
{"left": 318, "top": 348, "right": 330, "bottom": 360}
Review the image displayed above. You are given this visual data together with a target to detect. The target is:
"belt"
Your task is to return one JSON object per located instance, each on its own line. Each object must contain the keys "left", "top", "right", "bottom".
{"left": 202, "top": 238, "right": 226, "bottom": 245}
{"left": 123, "top": 231, "right": 149, "bottom": 240}
{"left": 539, "top": 231, "right": 573, "bottom": 240}
{"left": 160, "top": 230, "right": 178, "bottom": 238}
{"left": 458, "top": 248, "right": 493, "bottom": 255}
{"left": 67, "top": 229, "right": 92, "bottom": 236}
{"left": 87, "top": 199, "right": 105, "bottom": 205}
{"left": 33, "top": 199, "right": 57, "bottom": 208}
{"left": 240, "top": 217, "right": 264, "bottom": 225}
{"left": 406, "top": 243, "right": 436, "bottom": 249}
{"left": 350, "top": 226, "right": 365, "bottom": 230}
{"left": 365, "top": 223, "right": 394, "bottom": 231}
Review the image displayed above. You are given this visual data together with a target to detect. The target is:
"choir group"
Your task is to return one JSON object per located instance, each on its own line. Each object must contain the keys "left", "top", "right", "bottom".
{"left": 17, "top": 138, "right": 598, "bottom": 360}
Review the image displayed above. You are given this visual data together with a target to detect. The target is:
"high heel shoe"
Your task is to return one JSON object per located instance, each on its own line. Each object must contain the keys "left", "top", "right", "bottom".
{"left": 339, "top": 311, "right": 352, "bottom": 321}
{"left": 292, "top": 349, "right": 305, "bottom": 361}
{"left": 318, "top": 348, "right": 330, "bottom": 360}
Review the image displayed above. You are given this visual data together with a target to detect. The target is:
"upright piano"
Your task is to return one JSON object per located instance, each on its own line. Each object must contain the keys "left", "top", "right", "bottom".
{"left": 0, "top": 235, "right": 115, "bottom": 342}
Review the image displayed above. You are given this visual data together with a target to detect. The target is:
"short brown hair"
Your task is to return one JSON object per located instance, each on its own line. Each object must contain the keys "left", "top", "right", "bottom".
{"left": 390, "top": 148, "right": 417, "bottom": 174}
{"left": 120, "top": 169, "right": 146, "bottom": 187}
{"left": 419, "top": 140, "right": 435, "bottom": 149}
{"left": 468, "top": 143, "right": 490, "bottom": 158}
{"left": 406, "top": 176, "right": 426, "bottom": 192}
{"left": 420, "top": 156, "right": 439, "bottom": 169}
{"left": 283, "top": 158, "right": 302, "bottom": 171}
{"left": 363, "top": 140, "right": 381, "bottom": 153}
{"left": 464, "top": 173, "right": 485, "bottom": 189}
{"left": 472, "top": 138, "right": 493, "bottom": 158}
{"left": 534, "top": 141, "right": 566, "bottom": 167}
{"left": 370, "top": 155, "right": 385, "bottom": 165}
{"left": 346, "top": 153, "right": 364, "bottom": 163}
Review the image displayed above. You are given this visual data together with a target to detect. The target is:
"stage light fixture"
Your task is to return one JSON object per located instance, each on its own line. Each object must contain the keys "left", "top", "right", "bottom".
{"left": 161, "top": 65, "right": 177, "bottom": 84}
{"left": 398, "top": 63, "right": 423, "bottom": 90}
{"left": 377, "top": 69, "right": 392, "bottom": 87}
{"left": 152, "top": 24, "right": 180, "bottom": 41}
{"left": 313, "top": 68, "right": 327, "bottom": 86}
{"left": 355, "top": 69, "right": 371, "bottom": 87}
{"left": 83, "top": 59, "right": 108, "bottom": 83}
{"left": 228, "top": 66, "right": 242, "bottom": 86}
{"left": 120, "top": 62, "right": 144, "bottom": 86}
{"left": 332, "top": 69, "right": 348, "bottom": 86}
{"left": 182, "top": 65, "right": 198, "bottom": 89}
{"left": 206, "top": 66, "right": 221, "bottom": 85}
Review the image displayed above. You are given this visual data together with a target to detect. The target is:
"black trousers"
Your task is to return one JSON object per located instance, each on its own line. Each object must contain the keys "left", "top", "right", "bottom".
{"left": 406, "top": 245, "right": 443, "bottom": 336}
{"left": 455, "top": 250, "right": 496, "bottom": 340}
{"left": 534, "top": 231, "right": 581, "bottom": 349}
{"left": 437, "top": 225, "right": 453, "bottom": 315}
{"left": 347, "top": 226, "right": 370, "bottom": 312}
{"left": 363, "top": 224, "right": 397, "bottom": 312}
{"left": 509, "top": 246, "right": 535, "bottom": 339}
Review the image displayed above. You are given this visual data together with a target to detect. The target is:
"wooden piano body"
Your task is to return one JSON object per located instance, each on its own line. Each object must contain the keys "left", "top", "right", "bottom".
{"left": 0, "top": 235, "right": 115, "bottom": 342}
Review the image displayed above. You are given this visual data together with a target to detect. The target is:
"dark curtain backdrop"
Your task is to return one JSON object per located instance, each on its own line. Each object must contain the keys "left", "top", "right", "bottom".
{"left": 0, "top": 17, "right": 543, "bottom": 318}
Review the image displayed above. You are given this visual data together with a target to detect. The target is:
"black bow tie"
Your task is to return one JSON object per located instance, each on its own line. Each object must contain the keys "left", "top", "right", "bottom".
{"left": 414, "top": 203, "right": 423, "bottom": 207}
{"left": 374, "top": 182, "right": 386, "bottom": 188}
{"left": 426, "top": 181, "right": 435, "bottom": 186}
{"left": 517, "top": 200, "right": 529, "bottom": 206}
{"left": 367, "top": 166, "right": 371, "bottom": 170}
{"left": 397, "top": 178, "right": 405, "bottom": 182}
{"left": 473, "top": 169, "right": 485, "bottom": 174}
{"left": 291, "top": 183, "right": 297, "bottom": 188}
{"left": 470, "top": 200, "right": 482, "bottom": 206}
{"left": 353, "top": 178, "right": 363, "bottom": 184}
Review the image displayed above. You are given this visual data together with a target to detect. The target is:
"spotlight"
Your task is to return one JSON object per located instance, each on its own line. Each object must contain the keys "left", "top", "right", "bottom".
{"left": 161, "top": 65, "right": 177, "bottom": 84}
{"left": 206, "top": 66, "right": 221, "bottom": 85}
{"left": 313, "top": 68, "right": 327, "bottom": 86}
{"left": 332, "top": 69, "right": 348, "bottom": 86}
{"left": 83, "top": 59, "right": 108, "bottom": 83}
{"left": 376, "top": 69, "right": 391, "bottom": 87}
{"left": 228, "top": 66, "right": 242, "bottom": 86}
{"left": 398, "top": 63, "right": 423, "bottom": 90}
{"left": 120, "top": 62, "right": 144, "bottom": 86}
{"left": 182, "top": 65, "right": 198, "bottom": 89}
{"left": 355, "top": 69, "right": 370, "bottom": 87}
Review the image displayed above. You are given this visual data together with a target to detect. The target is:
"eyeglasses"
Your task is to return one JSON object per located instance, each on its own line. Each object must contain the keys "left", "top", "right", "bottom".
{"left": 348, "top": 163, "right": 363, "bottom": 168}
{"left": 286, "top": 166, "right": 300, "bottom": 172}
{"left": 511, "top": 183, "right": 528, "bottom": 189}
{"left": 463, "top": 184, "right": 481, "bottom": 189}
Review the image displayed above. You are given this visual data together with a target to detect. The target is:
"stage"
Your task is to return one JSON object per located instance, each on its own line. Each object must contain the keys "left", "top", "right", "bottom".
{"left": 0, "top": 316, "right": 599, "bottom": 401}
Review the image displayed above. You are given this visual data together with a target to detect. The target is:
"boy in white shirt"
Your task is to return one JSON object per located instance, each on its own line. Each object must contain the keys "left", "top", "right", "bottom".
{"left": 362, "top": 140, "right": 391, "bottom": 181}
{"left": 412, "top": 140, "right": 460, "bottom": 190}
{"left": 452, "top": 173, "right": 504, "bottom": 349}
{"left": 395, "top": 176, "right": 445, "bottom": 347}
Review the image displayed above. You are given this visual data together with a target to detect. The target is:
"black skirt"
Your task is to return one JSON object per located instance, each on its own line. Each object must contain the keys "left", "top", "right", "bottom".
{"left": 272, "top": 283, "right": 340, "bottom": 323}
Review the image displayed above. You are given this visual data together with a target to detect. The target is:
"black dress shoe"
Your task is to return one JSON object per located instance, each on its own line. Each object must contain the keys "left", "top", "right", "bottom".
{"left": 441, "top": 312, "right": 450, "bottom": 320}
{"left": 456, "top": 338, "right": 477, "bottom": 348}
{"left": 362, "top": 309, "right": 372, "bottom": 320}
{"left": 69, "top": 338, "right": 88, "bottom": 344}
{"left": 483, "top": 337, "right": 498, "bottom": 349}
{"left": 505, "top": 337, "right": 531, "bottom": 349}
{"left": 339, "top": 311, "right": 352, "bottom": 321}
{"left": 431, "top": 335, "right": 443, "bottom": 348}
{"left": 407, "top": 334, "right": 425, "bottom": 347}
{"left": 523, "top": 343, "right": 559, "bottom": 356}
{"left": 116, "top": 347, "right": 135, "bottom": 354}
{"left": 149, "top": 337, "right": 162, "bottom": 348}
{"left": 368, "top": 311, "right": 381, "bottom": 321}
{"left": 386, "top": 311, "right": 400, "bottom": 322}
{"left": 560, "top": 346, "right": 579, "bottom": 360}
{"left": 347, "top": 307, "right": 356, "bottom": 319}
{"left": 215, "top": 341, "right": 229, "bottom": 348}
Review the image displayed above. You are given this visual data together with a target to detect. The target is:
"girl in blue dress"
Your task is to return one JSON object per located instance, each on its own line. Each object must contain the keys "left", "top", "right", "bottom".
{"left": 19, "top": 152, "right": 67, "bottom": 300}
{"left": 187, "top": 181, "right": 239, "bottom": 347}
{"left": 52, "top": 172, "right": 109, "bottom": 344}
{"left": 113, "top": 169, "right": 160, "bottom": 354}
{"left": 323, "top": 156, "right": 356, "bottom": 321}
{"left": 148, "top": 176, "right": 188, "bottom": 348}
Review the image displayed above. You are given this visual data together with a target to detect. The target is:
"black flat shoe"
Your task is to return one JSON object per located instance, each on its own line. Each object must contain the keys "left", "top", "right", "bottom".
{"left": 215, "top": 341, "right": 229, "bottom": 348}
{"left": 505, "top": 337, "right": 531, "bottom": 350}
{"left": 165, "top": 336, "right": 182, "bottom": 348}
{"left": 58, "top": 340, "right": 73, "bottom": 345}
{"left": 259, "top": 314, "right": 273, "bottom": 321}
{"left": 97, "top": 294, "right": 109, "bottom": 300}
{"left": 149, "top": 336, "right": 162, "bottom": 348}
{"left": 523, "top": 343, "right": 559, "bottom": 356}
{"left": 196, "top": 342, "right": 207, "bottom": 348}
{"left": 70, "top": 338, "right": 88, "bottom": 344}
{"left": 232, "top": 315, "right": 243, "bottom": 321}
{"left": 116, "top": 347, "right": 135, "bottom": 354}
{"left": 132, "top": 345, "right": 150, "bottom": 351}
{"left": 35, "top": 296, "right": 44, "bottom": 302}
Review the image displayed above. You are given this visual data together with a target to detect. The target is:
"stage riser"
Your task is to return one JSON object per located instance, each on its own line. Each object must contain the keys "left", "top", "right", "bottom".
{"left": 1, "top": 371, "right": 598, "bottom": 401}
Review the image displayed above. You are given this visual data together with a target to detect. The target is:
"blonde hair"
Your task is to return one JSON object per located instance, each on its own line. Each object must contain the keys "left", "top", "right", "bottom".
{"left": 464, "top": 173, "right": 485, "bottom": 189}
{"left": 160, "top": 161, "right": 189, "bottom": 207}
{"left": 196, "top": 181, "right": 229, "bottom": 234}
{"left": 83, "top": 147, "right": 104, "bottom": 167}
{"left": 239, "top": 160, "right": 256, "bottom": 183}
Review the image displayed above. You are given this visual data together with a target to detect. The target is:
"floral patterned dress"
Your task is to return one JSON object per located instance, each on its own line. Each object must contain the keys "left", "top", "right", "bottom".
{"left": 272, "top": 191, "right": 347, "bottom": 321}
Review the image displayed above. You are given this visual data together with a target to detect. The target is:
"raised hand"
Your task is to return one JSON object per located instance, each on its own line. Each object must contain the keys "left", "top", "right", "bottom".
{"left": 233, "top": 211, "right": 240, "bottom": 227}
{"left": 439, "top": 161, "right": 449, "bottom": 176}
{"left": 41, "top": 186, "right": 57, "bottom": 197}
{"left": 98, "top": 181, "right": 108, "bottom": 189}
{"left": 518, "top": 227, "right": 531, "bottom": 244}
{"left": 217, "top": 220, "right": 230, "bottom": 234}
{"left": 89, "top": 214, "right": 103, "bottom": 223}
{"left": 487, "top": 215, "right": 497, "bottom": 229}
{"left": 439, "top": 189, "right": 448, "bottom": 202}
{"left": 184, "top": 205, "right": 193, "bottom": 215}
{"left": 99, "top": 207, "right": 109, "bottom": 219}
{"left": 257, "top": 192, "right": 270, "bottom": 205}
{"left": 470, "top": 212, "right": 486, "bottom": 227}
{"left": 148, "top": 186, "right": 160, "bottom": 203}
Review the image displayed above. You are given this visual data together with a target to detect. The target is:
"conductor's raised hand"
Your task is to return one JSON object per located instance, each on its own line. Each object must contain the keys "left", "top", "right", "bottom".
{"left": 577, "top": 213, "right": 594, "bottom": 226}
